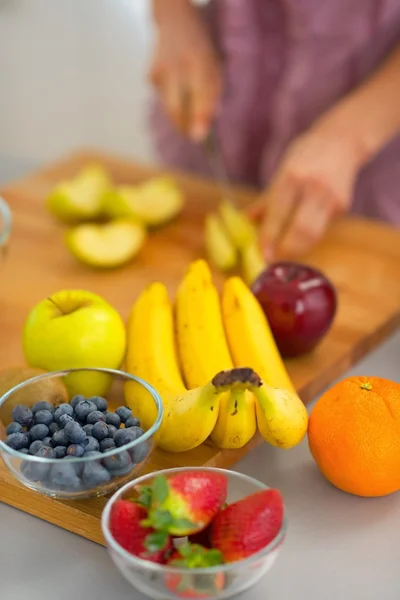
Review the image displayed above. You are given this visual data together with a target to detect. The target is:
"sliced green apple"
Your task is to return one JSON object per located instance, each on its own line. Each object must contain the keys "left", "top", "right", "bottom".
{"left": 204, "top": 213, "right": 238, "bottom": 272}
{"left": 66, "top": 218, "right": 146, "bottom": 268}
{"left": 218, "top": 199, "right": 257, "bottom": 249}
{"left": 103, "top": 176, "right": 184, "bottom": 226}
{"left": 47, "top": 163, "right": 111, "bottom": 223}
{"left": 240, "top": 240, "right": 267, "bottom": 285}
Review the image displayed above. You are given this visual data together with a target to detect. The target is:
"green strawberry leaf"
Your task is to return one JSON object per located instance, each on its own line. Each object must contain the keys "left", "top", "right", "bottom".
{"left": 172, "top": 517, "right": 197, "bottom": 531}
{"left": 147, "top": 508, "right": 175, "bottom": 530}
{"left": 151, "top": 475, "right": 169, "bottom": 506}
{"left": 134, "top": 485, "right": 153, "bottom": 509}
{"left": 144, "top": 530, "right": 169, "bottom": 553}
{"left": 175, "top": 542, "right": 224, "bottom": 568}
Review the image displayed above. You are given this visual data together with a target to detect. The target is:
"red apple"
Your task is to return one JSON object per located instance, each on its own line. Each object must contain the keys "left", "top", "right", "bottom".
{"left": 251, "top": 262, "right": 337, "bottom": 358}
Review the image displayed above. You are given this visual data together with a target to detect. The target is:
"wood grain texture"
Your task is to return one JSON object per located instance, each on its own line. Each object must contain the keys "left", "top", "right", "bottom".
{"left": 1, "top": 149, "right": 399, "bottom": 545}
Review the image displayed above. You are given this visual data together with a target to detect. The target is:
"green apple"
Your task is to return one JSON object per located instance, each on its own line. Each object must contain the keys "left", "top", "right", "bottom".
{"left": 22, "top": 290, "right": 127, "bottom": 397}
{"left": 204, "top": 212, "right": 238, "bottom": 272}
{"left": 103, "top": 176, "right": 184, "bottom": 226}
{"left": 219, "top": 199, "right": 257, "bottom": 249}
{"left": 66, "top": 218, "right": 147, "bottom": 268}
{"left": 46, "top": 164, "right": 111, "bottom": 223}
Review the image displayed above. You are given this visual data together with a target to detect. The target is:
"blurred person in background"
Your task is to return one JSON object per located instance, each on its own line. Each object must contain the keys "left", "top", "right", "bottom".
{"left": 149, "top": 0, "right": 400, "bottom": 260}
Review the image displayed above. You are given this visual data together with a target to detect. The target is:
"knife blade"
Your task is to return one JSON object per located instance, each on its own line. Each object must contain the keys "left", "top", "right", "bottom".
{"left": 202, "top": 128, "right": 238, "bottom": 206}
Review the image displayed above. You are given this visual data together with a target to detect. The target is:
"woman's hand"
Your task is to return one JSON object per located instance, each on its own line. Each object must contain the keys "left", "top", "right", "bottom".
{"left": 150, "top": 0, "right": 222, "bottom": 141}
{"left": 248, "top": 108, "right": 368, "bottom": 260}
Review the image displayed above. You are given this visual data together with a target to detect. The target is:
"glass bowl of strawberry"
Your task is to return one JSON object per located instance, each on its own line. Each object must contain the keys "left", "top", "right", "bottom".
{"left": 101, "top": 466, "right": 287, "bottom": 599}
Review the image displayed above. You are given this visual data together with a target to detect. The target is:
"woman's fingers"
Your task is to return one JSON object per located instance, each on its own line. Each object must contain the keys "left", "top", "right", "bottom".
{"left": 276, "top": 190, "right": 334, "bottom": 258}
{"left": 259, "top": 175, "right": 299, "bottom": 260}
{"left": 188, "top": 58, "right": 221, "bottom": 141}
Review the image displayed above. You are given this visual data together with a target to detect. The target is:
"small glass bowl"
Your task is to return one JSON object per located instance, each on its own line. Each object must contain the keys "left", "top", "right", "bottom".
{"left": 102, "top": 467, "right": 287, "bottom": 600}
{"left": 0, "top": 196, "right": 12, "bottom": 263}
{"left": 0, "top": 368, "right": 163, "bottom": 500}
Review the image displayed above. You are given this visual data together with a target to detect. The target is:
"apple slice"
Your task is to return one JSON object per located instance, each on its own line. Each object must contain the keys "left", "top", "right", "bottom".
{"left": 66, "top": 218, "right": 146, "bottom": 268}
{"left": 47, "top": 164, "right": 111, "bottom": 223}
{"left": 218, "top": 200, "right": 257, "bottom": 249}
{"left": 240, "top": 241, "right": 267, "bottom": 285}
{"left": 204, "top": 213, "right": 238, "bottom": 272}
{"left": 103, "top": 176, "right": 184, "bottom": 226}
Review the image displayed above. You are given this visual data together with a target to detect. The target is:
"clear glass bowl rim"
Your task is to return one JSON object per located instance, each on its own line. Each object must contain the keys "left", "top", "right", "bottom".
{"left": 0, "top": 195, "right": 12, "bottom": 246}
{"left": 101, "top": 466, "right": 287, "bottom": 576}
{"left": 0, "top": 367, "right": 164, "bottom": 463}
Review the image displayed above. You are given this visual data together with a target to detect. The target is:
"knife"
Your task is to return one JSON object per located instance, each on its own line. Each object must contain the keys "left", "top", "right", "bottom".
{"left": 202, "top": 128, "right": 238, "bottom": 207}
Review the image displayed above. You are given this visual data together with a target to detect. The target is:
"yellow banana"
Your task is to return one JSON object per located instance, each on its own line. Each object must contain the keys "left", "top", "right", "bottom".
{"left": 175, "top": 259, "right": 234, "bottom": 389}
{"left": 251, "top": 380, "right": 309, "bottom": 449}
{"left": 222, "top": 276, "right": 296, "bottom": 393}
{"left": 222, "top": 276, "right": 308, "bottom": 448}
{"left": 209, "top": 388, "right": 257, "bottom": 449}
{"left": 125, "top": 282, "right": 185, "bottom": 431}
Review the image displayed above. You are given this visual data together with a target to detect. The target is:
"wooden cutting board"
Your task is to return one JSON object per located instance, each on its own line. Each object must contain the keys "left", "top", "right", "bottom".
{"left": 1, "top": 149, "right": 399, "bottom": 545}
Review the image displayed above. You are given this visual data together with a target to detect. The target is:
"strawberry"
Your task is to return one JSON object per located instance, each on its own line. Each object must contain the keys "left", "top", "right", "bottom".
{"left": 109, "top": 499, "right": 171, "bottom": 563}
{"left": 164, "top": 543, "right": 225, "bottom": 598}
{"left": 210, "top": 489, "right": 284, "bottom": 563}
{"left": 137, "top": 471, "right": 228, "bottom": 536}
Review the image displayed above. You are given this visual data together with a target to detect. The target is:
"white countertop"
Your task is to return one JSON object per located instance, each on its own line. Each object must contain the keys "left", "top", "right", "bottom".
{"left": 1, "top": 161, "right": 400, "bottom": 599}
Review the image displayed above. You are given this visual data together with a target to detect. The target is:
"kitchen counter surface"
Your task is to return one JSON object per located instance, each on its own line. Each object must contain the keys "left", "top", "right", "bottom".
{"left": 1, "top": 159, "right": 399, "bottom": 600}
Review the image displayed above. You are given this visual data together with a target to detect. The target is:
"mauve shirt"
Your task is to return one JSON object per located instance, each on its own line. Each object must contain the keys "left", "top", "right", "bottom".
{"left": 150, "top": 0, "right": 400, "bottom": 226}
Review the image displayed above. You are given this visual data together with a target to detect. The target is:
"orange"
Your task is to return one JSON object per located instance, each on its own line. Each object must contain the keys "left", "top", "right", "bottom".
{"left": 308, "top": 376, "right": 400, "bottom": 497}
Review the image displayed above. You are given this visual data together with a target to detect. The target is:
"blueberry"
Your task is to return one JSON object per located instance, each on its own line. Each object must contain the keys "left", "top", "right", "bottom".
{"left": 100, "top": 438, "right": 116, "bottom": 453}
{"left": 64, "top": 421, "right": 87, "bottom": 444}
{"left": 32, "top": 401, "right": 55, "bottom": 415}
{"left": 48, "top": 462, "right": 81, "bottom": 488}
{"left": 86, "top": 410, "right": 106, "bottom": 425}
{"left": 130, "top": 441, "right": 150, "bottom": 465}
{"left": 19, "top": 448, "right": 29, "bottom": 455}
{"left": 70, "top": 394, "right": 86, "bottom": 409}
{"left": 105, "top": 412, "right": 121, "bottom": 428}
{"left": 42, "top": 436, "right": 52, "bottom": 446}
{"left": 58, "top": 413, "right": 74, "bottom": 427}
{"left": 82, "top": 462, "right": 111, "bottom": 487}
{"left": 51, "top": 428, "right": 69, "bottom": 447}
{"left": 103, "top": 450, "right": 132, "bottom": 476}
{"left": 48, "top": 422, "right": 59, "bottom": 436}
{"left": 5, "top": 422, "right": 22, "bottom": 435}
{"left": 114, "top": 427, "right": 142, "bottom": 447}
{"left": 115, "top": 406, "right": 132, "bottom": 423}
{"left": 29, "top": 440, "right": 46, "bottom": 455}
{"left": 92, "top": 421, "right": 109, "bottom": 441}
{"left": 29, "top": 424, "right": 49, "bottom": 442}
{"left": 107, "top": 424, "right": 118, "bottom": 438}
{"left": 21, "top": 460, "right": 50, "bottom": 482}
{"left": 84, "top": 451, "right": 102, "bottom": 458}
{"left": 83, "top": 436, "right": 100, "bottom": 453}
{"left": 74, "top": 400, "right": 97, "bottom": 422}
{"left": 54, "top": 446, "right": 67, "bottom": 458}
{"left": 54, "top": 403, "right": 74, "bottom": 424}
{"left": 129, "top": 426, "right": 145, "bottom": 438}
{"left": 125, "top": 416, "right": 141, "bottom": 428}
{"left": 89, "top": 396, "right": 108, "bottom": 412}
{"left": 5, "top": 432, "right": 29, "bottom": 450}
{"left": 35, "top": 446, "right": 56, "bottom": 458}
{"left": 11, "top": 405, "right": 33, "bottom": 427}
{"left": 33, "top": 409, "right": 54, "bottom": 427}
{"left": 83, "top": 424, "right": 94, "bottom": 436}
{"left": 66, "top": 444, "right": 85, "bottom": 458}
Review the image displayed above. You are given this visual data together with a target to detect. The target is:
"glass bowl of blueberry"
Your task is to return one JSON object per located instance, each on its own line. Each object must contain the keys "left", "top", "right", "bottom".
{"left": 0, "top": 367, "right": 163, "bottom": 499}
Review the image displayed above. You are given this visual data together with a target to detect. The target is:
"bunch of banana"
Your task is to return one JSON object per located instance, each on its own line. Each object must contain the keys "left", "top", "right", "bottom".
{"left": 124, "top": 276, "right": 255, "bottom": 452}
{"left": 125, "top": 259, "right": 308, "bottom": 453}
